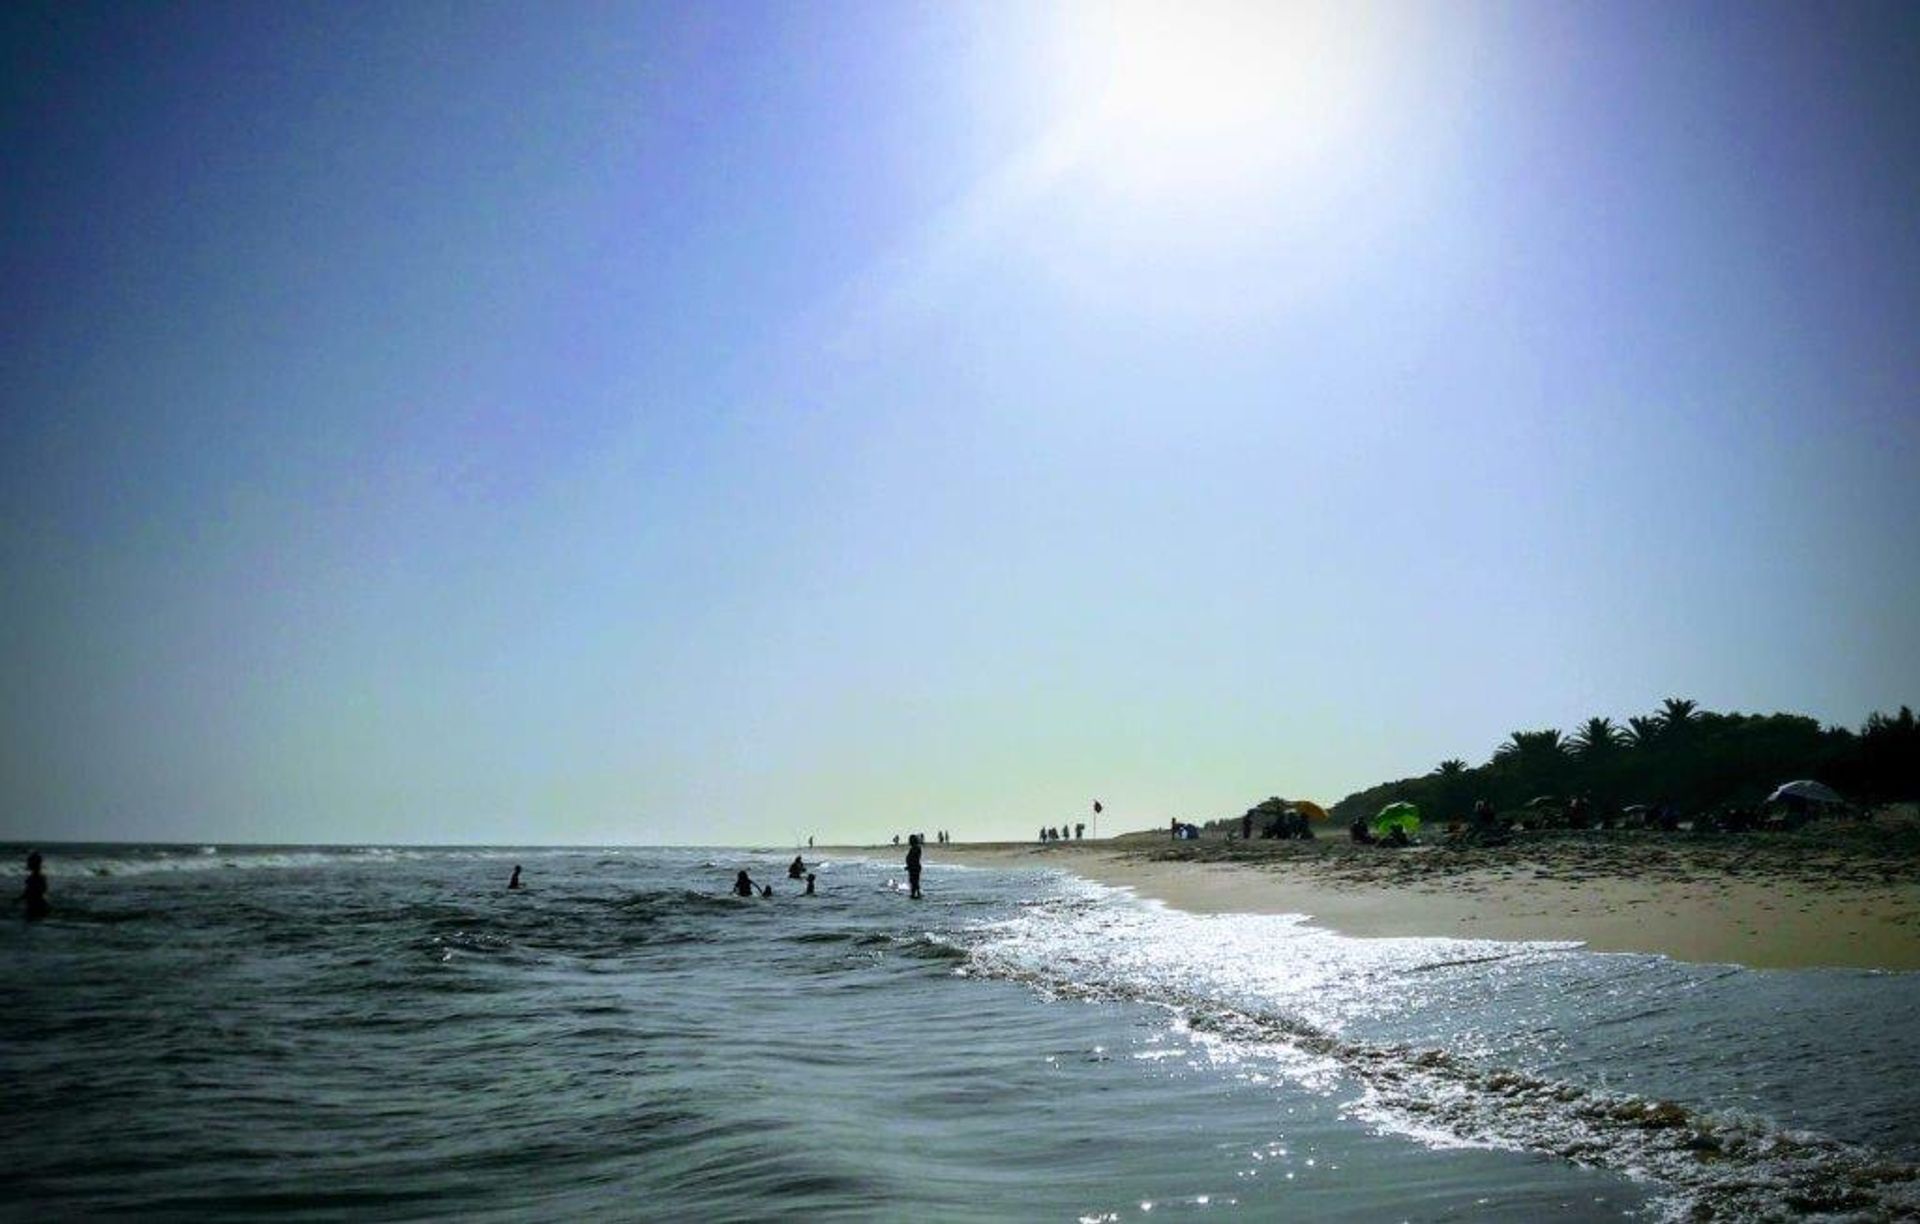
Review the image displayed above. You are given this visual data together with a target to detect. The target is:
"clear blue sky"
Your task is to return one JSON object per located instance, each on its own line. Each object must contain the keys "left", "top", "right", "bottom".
{"left": 4, "top": 1, "right": 1916, "bottom": 846}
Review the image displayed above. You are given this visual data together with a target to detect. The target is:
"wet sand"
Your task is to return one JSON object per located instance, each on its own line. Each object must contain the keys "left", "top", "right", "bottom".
{"left": 920, "top": 820, "right": 1920, "bottom": 971}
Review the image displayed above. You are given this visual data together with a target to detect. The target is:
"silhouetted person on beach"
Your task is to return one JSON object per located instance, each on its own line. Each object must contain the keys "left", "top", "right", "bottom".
{"left": 733, "top": 870, "right": 756, "bottom": 897}
{"left": 22, "top": 851, "right": 49, "bottom": 920}
{"left": 906, "top": 834, "right": 923, "bottom": 899}
{"left": 507, "top": 865, "right": 523, "bottom": 890}
{"left": 804, "top": 873, "right": 816, "bottom": 895}
{"left": 788, "top": 855, "right": 806, "bottom": 879}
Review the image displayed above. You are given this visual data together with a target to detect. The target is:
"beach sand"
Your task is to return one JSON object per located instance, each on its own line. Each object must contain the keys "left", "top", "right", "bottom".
{"left": 915, "top": 819, "right": 1920, "bottom": 971}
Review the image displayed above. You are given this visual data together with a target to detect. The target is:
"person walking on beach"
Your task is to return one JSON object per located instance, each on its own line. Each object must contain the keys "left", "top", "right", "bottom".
{"left": 21, "top": 851, "right": 49, "bottom": 920}
{"left": 905, "top": 834, "right": 923, "bottom": 900}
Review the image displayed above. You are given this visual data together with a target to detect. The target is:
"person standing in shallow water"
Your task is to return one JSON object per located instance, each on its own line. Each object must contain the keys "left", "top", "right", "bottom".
{"left": 22, "top": 851, "right": 49, "bottom": 920}
{"left": 733, "top": 870, "right": 755, "bottom": 897}
{"left": 905, "top": 834, "right": 923, "bottom": 900}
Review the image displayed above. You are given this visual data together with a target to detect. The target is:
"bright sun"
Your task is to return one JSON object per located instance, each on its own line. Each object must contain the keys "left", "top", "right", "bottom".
{"left": 1065, "top": 1, "right": 1378, "bottom": 197}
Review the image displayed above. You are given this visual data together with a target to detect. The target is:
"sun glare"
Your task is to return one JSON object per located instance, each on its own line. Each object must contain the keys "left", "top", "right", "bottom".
{"left": 1066, "top": 1, "right": 1377, "bottom": 197}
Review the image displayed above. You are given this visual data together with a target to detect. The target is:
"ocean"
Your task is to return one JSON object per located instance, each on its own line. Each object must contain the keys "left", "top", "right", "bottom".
{"left": 4, "top": 843, "right": 1917, "bottom": 1221}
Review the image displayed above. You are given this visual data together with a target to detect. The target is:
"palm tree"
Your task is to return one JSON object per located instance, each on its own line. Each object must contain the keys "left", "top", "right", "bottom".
{"left": 1495, "top": 729, "right": 1571, "bottom": 798}
{"left": 1624, "top": 715, "right": 1663, "bottom": 749}
{"left": 1571, "top": 717, "right": 1622, "bottom": 758}
{"left": 1428, "top": 758, "right": 1473, "bottom": 822}
{"left": 1495, "top": 729, "right": 1566, "bottom": 762}
{"left": 1659, "top": 698, "right": 1699, "bottom": 731}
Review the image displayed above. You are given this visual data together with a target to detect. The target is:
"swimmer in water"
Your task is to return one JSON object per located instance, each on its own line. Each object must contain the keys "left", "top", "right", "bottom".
{"left": 804, "top": 873, "right": 816, "bottom": 896}
{"left": 788, "top": 855, "right": 806, "bottom": 879}
{"left": 733, "top": 870, "right": 755, "bottom": 897}
{"left": 507, "top": 865, "right": 523, "bottom": 890}
{"left": 22, "top": 851, "right": 49, "bottom": 920}
{"left": 759, "top": 884, "right": 773, "bottom": 898}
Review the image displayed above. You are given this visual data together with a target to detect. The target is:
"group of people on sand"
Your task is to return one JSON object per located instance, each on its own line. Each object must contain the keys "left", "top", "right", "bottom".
{"left": 1038, "top": 824, "right": 1083, "bottom": 842}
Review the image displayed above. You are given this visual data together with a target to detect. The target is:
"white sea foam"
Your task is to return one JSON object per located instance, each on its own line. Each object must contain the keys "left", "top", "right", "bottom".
{"left": 962, "top": 876, "right": 1920, "bottom": 1221}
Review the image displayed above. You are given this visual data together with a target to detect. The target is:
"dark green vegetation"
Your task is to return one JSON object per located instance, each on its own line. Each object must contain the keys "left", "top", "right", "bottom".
{"left": 1312, "top": 701, "right": 1918, "bottom": 827}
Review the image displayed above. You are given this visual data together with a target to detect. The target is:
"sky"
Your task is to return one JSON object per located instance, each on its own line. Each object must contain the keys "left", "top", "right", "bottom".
{"left": 3, "top": 1, "right": 1917, "bottom": 847}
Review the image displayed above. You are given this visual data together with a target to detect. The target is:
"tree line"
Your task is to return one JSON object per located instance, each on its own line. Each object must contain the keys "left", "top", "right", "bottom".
{"left": 1311, "top": 700, "right": 1920, "bottom": 828}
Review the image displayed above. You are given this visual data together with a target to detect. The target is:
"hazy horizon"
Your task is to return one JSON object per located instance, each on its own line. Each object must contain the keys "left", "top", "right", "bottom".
{"left": 5, "top": 2, "right": 1917, "bottom": 846}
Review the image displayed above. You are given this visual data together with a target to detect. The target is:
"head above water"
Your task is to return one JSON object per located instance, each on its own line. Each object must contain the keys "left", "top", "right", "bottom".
{"left": 27, "top": 851, "right": 42, "bottom": 872}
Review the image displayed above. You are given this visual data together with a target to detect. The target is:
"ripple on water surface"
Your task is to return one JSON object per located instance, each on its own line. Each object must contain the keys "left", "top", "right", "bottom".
{"left": 3, "top": 846, "right": 1917, "bottom": 1220}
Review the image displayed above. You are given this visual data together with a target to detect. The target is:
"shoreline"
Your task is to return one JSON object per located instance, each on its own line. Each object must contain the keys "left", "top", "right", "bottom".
{"left": 900, "top": 827, "right": 1920, "bottom": 971}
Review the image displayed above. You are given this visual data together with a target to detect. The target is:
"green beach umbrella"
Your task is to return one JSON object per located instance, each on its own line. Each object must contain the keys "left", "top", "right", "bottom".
{"left": 1373, "top": 802, "right": 1421, "bottom": 837}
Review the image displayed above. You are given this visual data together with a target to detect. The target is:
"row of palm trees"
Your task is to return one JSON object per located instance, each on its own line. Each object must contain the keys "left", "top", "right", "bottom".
{"left": 1493, "top": 698, "right": 1703, "bottom": 763}
{"left": 1329, "top": 699, "right": 1916, "bottom": 825}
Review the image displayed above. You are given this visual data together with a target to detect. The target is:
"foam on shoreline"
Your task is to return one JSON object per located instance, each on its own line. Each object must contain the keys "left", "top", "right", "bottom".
{"left": 928, "top": 840, "right": 1920, "bottom": 971}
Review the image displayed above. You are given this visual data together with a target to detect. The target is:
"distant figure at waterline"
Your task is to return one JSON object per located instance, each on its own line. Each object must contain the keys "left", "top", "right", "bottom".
{"left": 22, "top": 851, "right": 49, "bottom": 920}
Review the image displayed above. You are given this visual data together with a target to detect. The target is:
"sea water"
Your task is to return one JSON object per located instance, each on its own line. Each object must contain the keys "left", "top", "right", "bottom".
{"left": 4, "top": 844, "right": 1917, "bottom": 1221}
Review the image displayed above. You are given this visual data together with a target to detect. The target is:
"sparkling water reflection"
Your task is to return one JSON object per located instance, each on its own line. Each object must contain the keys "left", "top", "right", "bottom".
{"left": 3, "top": 845, "right": 1914, "bottom": 1220}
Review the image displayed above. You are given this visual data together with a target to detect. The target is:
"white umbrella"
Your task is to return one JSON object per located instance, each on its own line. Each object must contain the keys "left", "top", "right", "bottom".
{"left": 1766, "top": 780, "right": 1844, "bottom": 805}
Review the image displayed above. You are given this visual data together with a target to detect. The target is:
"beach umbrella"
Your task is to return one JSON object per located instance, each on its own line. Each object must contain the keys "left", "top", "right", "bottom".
{"left": 1766, "top": 780, "right": 1844, "bottom": 806}
{"left": 1373, "top": 801, "right": 1421, "bottom": 837}
{"left": 1291, "top": 799, "right": 1330, "bottom": 824}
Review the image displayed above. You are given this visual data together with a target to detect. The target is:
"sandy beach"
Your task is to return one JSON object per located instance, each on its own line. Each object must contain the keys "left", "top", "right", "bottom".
{"left": 915, "top": 817, "right": 1920, "bottom": 971}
